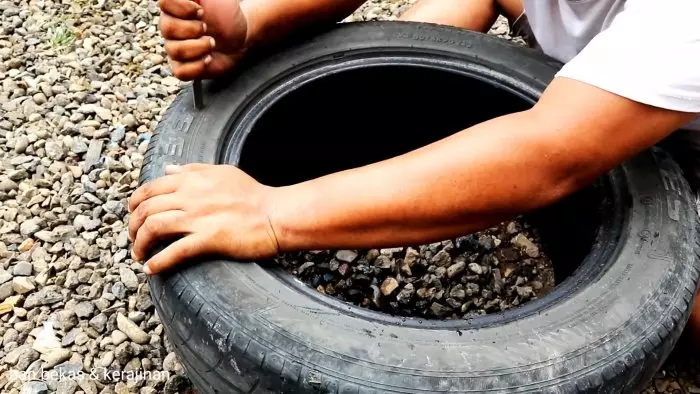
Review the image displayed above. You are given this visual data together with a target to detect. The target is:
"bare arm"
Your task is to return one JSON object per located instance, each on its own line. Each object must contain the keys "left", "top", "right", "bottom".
{"left": 242, "top": 0, "right": 368, "bottom": 48}
{"left": 268, "top": 77, "right": 696, "bottom": 251}
{"left": 128, "top": 77, "right": 695, "bottom": 274}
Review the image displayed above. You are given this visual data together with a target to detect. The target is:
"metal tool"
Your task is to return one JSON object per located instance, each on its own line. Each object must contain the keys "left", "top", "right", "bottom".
{"left": 192, "top": 0, "right": 203, "bottom": 110}
{"left": 193, "top": 79, "right": 203, "bottom": 110}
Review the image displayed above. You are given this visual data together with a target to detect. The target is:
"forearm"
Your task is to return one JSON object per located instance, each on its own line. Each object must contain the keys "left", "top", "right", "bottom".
{"left": 267, "top": 78, "right": 695, "bottom": 252}
{"left": 269, "top": 111, "right": 562, "bottom": 251}
{"left": 241, "top": 0, "right": 366, "bottom": 48}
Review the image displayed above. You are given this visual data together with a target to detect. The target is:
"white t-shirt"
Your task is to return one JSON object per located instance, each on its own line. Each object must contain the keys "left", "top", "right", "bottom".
{"left": 523, "top": 0, "right": 700, "bottom": 131}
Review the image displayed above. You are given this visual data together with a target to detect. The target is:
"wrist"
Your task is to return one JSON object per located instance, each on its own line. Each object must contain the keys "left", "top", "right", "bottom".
{"left": 261, "top": 184, "right": 316, "bottom": 254}
{"left": 260, "top": 185, "right": 292, "bottom": 254}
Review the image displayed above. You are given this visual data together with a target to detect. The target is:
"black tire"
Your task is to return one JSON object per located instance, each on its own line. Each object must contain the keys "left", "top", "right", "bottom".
{"left": 140, "top": 22, "right": 700, "bottom": 393}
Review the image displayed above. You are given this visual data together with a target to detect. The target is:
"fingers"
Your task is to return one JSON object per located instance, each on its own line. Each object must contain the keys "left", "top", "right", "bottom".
{"left": 129, "top": 194, "right": 186, "bottom": 242}
{"left": 171, "top": 163, "right": 213, "bottom": 173}
{"left": 129, "top": 175, "right": 182, "bottom": 213}
{"left": 165, "top": 36, "right": 215, "bottom": 62}
{"left": 144, "top": 233, "right": 210, "bottom": 275}
{"left": 132, "top": 210, "right": 189, "bottom": 262}
{"left": 159, "top": 0, "right": 203, "bottom": 19}
{"left": 170, "top": 57, "right": 212, "bottom": 81}
{"left": 160, "top": 13, "right": 207, "bottom": 40}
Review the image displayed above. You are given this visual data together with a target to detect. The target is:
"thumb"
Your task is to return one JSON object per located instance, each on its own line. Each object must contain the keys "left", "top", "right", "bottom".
{"left": 144, "top": 234, "right": 209, "bottom": 275}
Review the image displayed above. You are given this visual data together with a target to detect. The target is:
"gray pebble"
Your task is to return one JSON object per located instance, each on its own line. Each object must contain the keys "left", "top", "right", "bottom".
{"left": 0, "top": 268, "right": 12, "bottom": 284}
{"left": 19, "top": 218, "right": 42, "bottom": 237}
{"left": 89, "top": 313, "right": 108, "bottom": 332}
{"left": 0, "top": 281, "right": 13, "bottom": 300}
{"left": 21, "top": 381, "right": 48, "bottom": 394}
{"left": 0, "top": 178, "right": 19, "bottom": 192}
{"left": 14, "top": 135, "right": 29, "bottom": 153}
{"left": 13, "top": 261, "right": 33, "bottom": 276}
{"left": 116, "top": 313, "right": 150, "bottom": 344}
{"left": 335, "top": 250, "right": 358, "bottom": 263}
{"left": 74, "top": 301, "right": 95, "bottom": 318}
{"left": 119, "top": 265, "right": 139, "bottom": 290}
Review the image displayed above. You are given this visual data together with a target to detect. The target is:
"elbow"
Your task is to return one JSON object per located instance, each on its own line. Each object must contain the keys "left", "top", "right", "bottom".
{"left": 538, "top": 158, "right": 602, "bottom": 210}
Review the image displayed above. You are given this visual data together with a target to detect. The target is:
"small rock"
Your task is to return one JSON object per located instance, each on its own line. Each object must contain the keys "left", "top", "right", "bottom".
{"left": 0, "top": 281, "right": 13, "bottom": 301}
{"left": 296, "top": 262, "right": 314, "bottom": 275}
{"left": 13, "top": 261, "right": 33, "bottom": 276}
{"left": 111, "top": 330, "right": 128, "bottom": 345}
{"left": 506, "top": 221, "right": 521, "bottom": 234}
{"left": 55, "top": 380, "right": 79, "bottom": 394}
{"left": 163, "top": 352, "right": 180, "bottom": 372}
{"left": 380, "top": 277, "right": 399, "bottom": 296}
{"left": 89, "top": 313, "right": 108, "bottom": 332}
{"left": 34, "top": 230, "right": 59, "bottom": 243}
{"left": 0, "top": 268, "right": 12, "bottom": 284}
{"left": 374, "top": 255, "right": 394, "bottom": 269}
{"left": 12, "top": 276, "right": 35, "bottom": 294}
{"left": 119, "top": 265, "right": 139, "bottom": 290}
{"left": 478, "top": 235, "right": 495, "bottom": 251}
{"left": 0, "top": 178, "right": 19, "bottom": 192}
{"left": 100, "top": 351, "right": 114, "bottom": 367}
{"left": 513, "top": 234, "right": 540, "bottom": 258}
{"left": 116, "top": 313, "right": 151, "bottom": 344}
{"left": 337, "top": 263, "right": 351, "bottom": 276}
{"left": 20, "top": 218, "right": 42, "bottom": 237}
{"left": 430, "top": 250, "right": 451, "bottom": 267}
{"left": 33, "top": 92, "right": 48, "bottom": 105}
{"left": 335, "top": 250, "right": 358, "bottom": 263}
{"left": 74, "top": 301, "right": 95, "bottom": 318}
{"left": 468, "top": 263, "right": 483, "bottom": 275}
{"left": 446, "top": 260, "right": 466, "bottom": 278}
{"left": 164, "top": 374, "right": 193, "bottom": 394}
{"left": 396, "top": 283, "right": 414, "bottom": 304}
{"left": 108, "top": 282, "right": 126, "bottom": 299}
{"left": 449, "top": 285, "right": 466, "bottom": 300}
{"left": 56, "top": 310, "right": 78, "bottom": 332}
{"left": 14, "top": 136, "right": 29, "bottom": 153}
{"left": 41, "top": 348, "right": 71, "bottom": 368}
{"left": 21, "top": 381, "right": 48, "bottom": 394}
{"left": 429, "top": 302, "right": 453, "bottom": 317}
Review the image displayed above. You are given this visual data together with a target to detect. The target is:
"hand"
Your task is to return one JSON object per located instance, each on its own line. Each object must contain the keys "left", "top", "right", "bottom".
{"left": 128, "top": 164, "right": 280, "bottom": 275}
{"left": 159, "top": 0, "right": 249, "bottom": 80}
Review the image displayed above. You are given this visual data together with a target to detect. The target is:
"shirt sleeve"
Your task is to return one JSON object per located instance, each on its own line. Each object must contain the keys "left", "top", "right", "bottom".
{"left": 555, "top": 0, "right": 700, "bottom": 113}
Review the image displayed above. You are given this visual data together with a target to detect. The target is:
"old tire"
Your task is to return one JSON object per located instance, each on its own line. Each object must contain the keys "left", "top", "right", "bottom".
{"left": 140, "top": 21, "right": 700, "bottom": 393}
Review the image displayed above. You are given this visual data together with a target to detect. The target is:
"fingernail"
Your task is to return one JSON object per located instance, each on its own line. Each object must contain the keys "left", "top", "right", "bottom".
{"left": 204, "top": 55, "right": 212, "bottom": 65}
{"left": 165, "top": 164, "right": 182, "bottom": 174}
{"left": 196, "top": 8, "right": 204, "bottom": 18}
{"left": 209, "top": 37, "right": 215, "bottom": 49}
{"left": 202, "top": 22, "right": 207, "bottom": 33}
{"left": 143, "top": 264, "right": 152, "bottom": 275}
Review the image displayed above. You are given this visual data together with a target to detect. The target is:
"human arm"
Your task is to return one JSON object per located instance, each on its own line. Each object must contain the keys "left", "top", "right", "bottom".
{"left": 127, "top": 76, "right": 695, "bottom": 274}
{"left": 160, "top": 0, "right": 367, "bottom": 80}
{"left": 268, "top": 77, "right": 696, "bottom": 251}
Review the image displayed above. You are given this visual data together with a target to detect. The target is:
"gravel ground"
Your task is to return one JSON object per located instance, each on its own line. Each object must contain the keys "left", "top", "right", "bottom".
{"left": 278, "top": 219, "right": 555, "bottom": 320}
{"left": 0, "top": 0, "right": 694, "bottom": 393}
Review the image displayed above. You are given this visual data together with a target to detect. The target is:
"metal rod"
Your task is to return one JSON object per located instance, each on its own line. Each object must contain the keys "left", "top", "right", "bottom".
{"left": 192, "top": 0, "right": 203, "bottom": 110}
{"left": 193, "top": 79, "right": 203, "bottom": 110}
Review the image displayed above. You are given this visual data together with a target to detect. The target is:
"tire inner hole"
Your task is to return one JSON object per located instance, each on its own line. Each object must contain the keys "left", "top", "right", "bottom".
{"left": 238, "top": 64, "right": 603, "bottom": 320}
